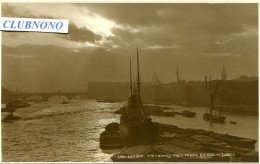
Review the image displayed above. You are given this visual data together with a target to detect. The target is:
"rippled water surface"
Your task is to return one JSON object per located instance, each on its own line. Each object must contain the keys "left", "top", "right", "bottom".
{"left": 2, "top": 99, "right": 258, "bottom": 162}
{"left": 2, "top": 99, "right": 123, "bottom": 162}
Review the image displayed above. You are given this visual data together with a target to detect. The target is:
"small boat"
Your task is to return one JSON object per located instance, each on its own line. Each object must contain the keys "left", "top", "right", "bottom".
{"left": 61, "top": 100, "right": 69, "bottom": 104}
{"left": 100, "top": 131, "right": 124, "bottom": 148}
{"left": 181, "top": 110, "right": 196, "bottom": 117}
{"left": 100, "top": 122, "right": 124, "bottom": 148}
{"left": 60, "top": 96, "right": 69, "bottom": 104}
{"left": 230, "top": 121, "right": 237, "bottom": 124}
{"left": 212, "top": 133, "right": 257, "bottom": 148}
{"left": 203, "top": 78, "right": 226, "bottom": 123}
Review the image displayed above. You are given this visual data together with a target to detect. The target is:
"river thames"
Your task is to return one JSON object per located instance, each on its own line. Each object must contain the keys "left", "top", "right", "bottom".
{"left": 2, "top": 98, "right": 258, "bottom": 162}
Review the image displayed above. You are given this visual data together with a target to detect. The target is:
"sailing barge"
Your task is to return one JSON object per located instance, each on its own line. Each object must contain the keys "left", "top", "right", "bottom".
{"left": 203, "top": 77, "right": 226, "bottom": 123}
{"left": 120, "top": 46, "right": 159, "bottom": 146}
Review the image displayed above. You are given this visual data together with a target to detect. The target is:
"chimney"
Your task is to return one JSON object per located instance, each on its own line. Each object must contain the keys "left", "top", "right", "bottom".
{"left": 205, "top": 76, "right": 207, "bottom": 87}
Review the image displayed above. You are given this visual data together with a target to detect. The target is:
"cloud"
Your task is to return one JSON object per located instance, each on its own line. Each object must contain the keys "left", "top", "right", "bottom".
{"left": 2, "top": 3, "right": 119, "bottom": 48}
{"left": 145, "top": 45, "right": 182, "bottom": 50}
{"left": 3, "top": 3, "right": 258, "bottom": 54}
{"left": 64, "top": 23, "right": 102, "bottom": 43}
{"left": 215, "top": 38, "right": 232, "bottom": 45}
{"left": 232, "top": 25, "right": 258, "bottom": 37}
{"left": 3, "top": 3, "right": 118, "bottom": 37}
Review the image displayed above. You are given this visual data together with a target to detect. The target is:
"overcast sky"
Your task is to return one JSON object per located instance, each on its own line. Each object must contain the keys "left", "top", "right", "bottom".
{"left": 2, "top": 3, "right": 258, "bottom": 92}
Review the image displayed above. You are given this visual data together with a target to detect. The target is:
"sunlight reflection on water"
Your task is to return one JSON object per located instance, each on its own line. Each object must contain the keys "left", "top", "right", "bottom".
{"left": 2, "top": 99, "right": 258, "bottom": 162}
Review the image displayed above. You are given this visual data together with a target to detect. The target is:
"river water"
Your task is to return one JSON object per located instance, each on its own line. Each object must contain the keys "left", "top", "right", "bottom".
{"left": 2, "top": 98, "right": 258, "bottom": 162}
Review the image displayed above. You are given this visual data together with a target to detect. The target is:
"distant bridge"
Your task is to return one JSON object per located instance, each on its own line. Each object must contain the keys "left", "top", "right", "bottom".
{"left": 17, "top": 92, "right": 87, "bottom": 101}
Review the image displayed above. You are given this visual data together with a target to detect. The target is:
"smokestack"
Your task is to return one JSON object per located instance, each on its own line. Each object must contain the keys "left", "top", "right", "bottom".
{"left": 205, "top": 76, "right": 207, "bottom": 87}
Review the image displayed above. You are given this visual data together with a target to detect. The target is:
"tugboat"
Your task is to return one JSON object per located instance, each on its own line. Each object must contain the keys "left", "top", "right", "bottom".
{"left": 61, "top": 99, "right": 69, "bottom": 104}
{"left": 120, "top": 46, "right": 159, "bottom": 146}
{"left": 2, "top": 89, "right": 22, "bottom": 122}
{"left": 203, "top": 75, "right": 226, "bottom": 123}
{"left": 3, "top": 102, "right": 21, "bottom": 122}
{"left": 100, "top": 122, "right": 124, "bottom": 149}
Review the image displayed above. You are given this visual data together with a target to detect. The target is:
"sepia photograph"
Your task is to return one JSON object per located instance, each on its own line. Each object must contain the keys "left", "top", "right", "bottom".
{"left": 1, "top": 2, "right": 259, "bottom": 162}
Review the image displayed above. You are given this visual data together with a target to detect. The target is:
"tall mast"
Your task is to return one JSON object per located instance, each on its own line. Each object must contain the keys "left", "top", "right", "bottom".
{"left": 210, "top": 74, "right": 212, "bottom": 115}
{"left": 219, "top": 104, "right": 222, "bottom": 116}
{"left": 130, "top": 58, "right": 133, "bottom": 96}
{"left": 137, "top": 44, "right": 141, "bottom": 97}
{"left": 177, "top": 67, "right": 180, "bottom": 83}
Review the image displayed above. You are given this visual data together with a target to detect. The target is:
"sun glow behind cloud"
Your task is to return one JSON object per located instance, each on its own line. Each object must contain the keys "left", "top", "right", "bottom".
{"left": 3, "top": 3, "right": 119, "bottom": 47}
{"left": 13, "top": 4, "right": 117, "bottom": 36}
